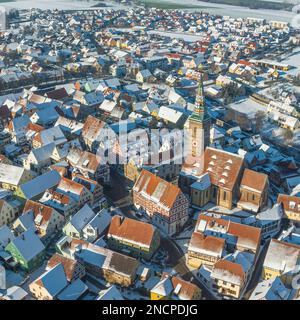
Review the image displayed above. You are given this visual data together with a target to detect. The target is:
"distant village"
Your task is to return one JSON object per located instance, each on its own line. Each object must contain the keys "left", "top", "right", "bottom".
{"left": 0, "top": 6, "right": 299, "bottom": 301}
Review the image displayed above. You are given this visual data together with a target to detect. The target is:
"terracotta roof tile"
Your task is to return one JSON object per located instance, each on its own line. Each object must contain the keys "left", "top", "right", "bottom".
{"left": 108, "top": 216, "right": 156, "bottom": 247}
{"left": 240, "top": 168, "right": 268, "bottom": 193}
{"left": 133, "top": 169, "right": 183, "bottom": 209}
{"left": 47, "top": 253, "right": 80, "bottom": 282}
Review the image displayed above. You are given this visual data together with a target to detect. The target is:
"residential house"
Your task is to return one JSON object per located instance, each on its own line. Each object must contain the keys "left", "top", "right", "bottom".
{"left": 107, "top": 216, "right": 160, "bottom": 260}
{"left": 13, "top": 200, "right": 65, "bottom": 240}
{"left": 67, "top": 148, "right": 110, "bottom": 184}
{"left": 56, "top": 177, "right": 93, "bottom": 208}
{"left": 256, "top": 204, "right": 283, "bottom": 240}
{"left": 249, "top": 277, "right": 295, "bottom": 300}
{"left": 81, "top": 208, "right": 111, "bottom": 242}
{"left": 15, "top": 170, "right": 61, "bottom": 201}
{"left": 24, "top": 143, "right": 55, "bottom": 173}
{"left": 5, "top": 229, "right": 45, "bottom": 272}
{"left": 132, "top": 169, "right": 189, "bottom": 236}
{"left": 81, "top": 115, "right": 107, "bottom": 153}
{"left": 29, "top": 263, "right": 68, "bottom": 300}
{"left": 188, "top": 214, "right": 261, "bottom": 269}
{"left": 72, "top": 175, "right": 105, "bottom": 207}
{"left": 46, "top": 253, "right": 85, "bottom": 282}
{"left": 62, "top": 204, "right": 96, "bottom": 239}
{"left": 210, "top": 259, "right": 246, "bottom": 299}
{"left": 237, "top": 169, "right": 269, "bottom": 213}
{"left": 150, "top": 273, "right": 201, "bottom": 300}
{"left": 62, "top": 203, "right": 111, "bottom": 241}
{"left": 0, "top": 198, "right": 22, "bottom": 227}
{"left": 56, "top": 237, "right": 139, "bottom": 287}
{"left": 277, "top": 194, "right": 300, "bottom": 222}
{"left": 0, "top": 163, "right": 34, "bottom": 191}
{"left": 262, "top": 239, "right": 300, "bottom": 286}
{"left": 32, "top": 126, "right": 67, "bottom": 149}
{"left": 39, "top": 189, "right": 78, "bottom": 217}
{"left": 39, "top": 189, "right": 77, "bottom": 217}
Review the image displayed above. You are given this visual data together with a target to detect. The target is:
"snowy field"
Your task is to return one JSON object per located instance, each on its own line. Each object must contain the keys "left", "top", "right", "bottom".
{"left": 0, "top": 0, "right": 296, "bottom": 23}
{"left": 0, "top": 0, "right": 122, "bottom": 10}
{"left": 159, "top": 0, "right": 295, "bottom": 22}
{"left": 285, "top": 48, "right": 300, "bottom": 77}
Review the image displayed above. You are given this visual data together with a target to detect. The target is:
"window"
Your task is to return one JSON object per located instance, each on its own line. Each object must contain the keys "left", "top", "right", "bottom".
{"left": 223, "top": 191, "right": 227, "bottom": 201}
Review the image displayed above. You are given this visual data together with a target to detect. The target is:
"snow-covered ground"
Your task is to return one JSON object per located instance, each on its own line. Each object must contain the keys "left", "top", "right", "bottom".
{"left": 0, "top": 0, "right": 296, "bottom": 23}
{"left": 227, "top": 97, "right": 266, "bottom": 119}
{"left": 162, "top": 0, "right": 295, "bottom": 22}
{"left": 285, "top": 48, "right": 300, "bottom": 77}
{"left": 0, "top": 0, "right": 125, "bottom": 10}
{"left": 148, "top": 30, "right": 206, "bottom": 42}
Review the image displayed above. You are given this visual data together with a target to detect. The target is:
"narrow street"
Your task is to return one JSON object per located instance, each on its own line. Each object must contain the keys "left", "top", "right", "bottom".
{"left": 244, "top": 239, "right": 271, "bottom": 299}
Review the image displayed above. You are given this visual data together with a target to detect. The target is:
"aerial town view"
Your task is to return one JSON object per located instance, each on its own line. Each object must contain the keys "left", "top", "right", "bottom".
{"left": 0, "top": 0, "right": 300, "bottom": 307}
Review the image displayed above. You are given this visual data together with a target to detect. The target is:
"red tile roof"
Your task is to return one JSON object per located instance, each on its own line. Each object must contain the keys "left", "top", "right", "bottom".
{"left": 108, "top": 216, "right": 156, "bottom": 247}
{"left": 240, "top": 168, "right": 268, "bottom": 193}
{"left": 133, "top": 169, "right": 183, "bottom": 209}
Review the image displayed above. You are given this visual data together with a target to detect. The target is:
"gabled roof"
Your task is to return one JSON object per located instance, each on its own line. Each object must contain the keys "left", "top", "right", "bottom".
{"left": 133, "top": 169, "right": 184, "bottom": 210}
{"left": 211, "top": 259, "right": 245, "bottom": 286}
{"left": 47, "top": 253, "right": 81, "bottom": 282}
{"left": 34, "top": 263, "right": 68, "bottom": 297}
{"left": 69, "top": 204, "right": 95, "bottom": 233}
{"left": 263, "top": 239, "right": 300, "bottom": 274}
{"left": 82, "top": 115, "right": 106, "bottom": 141}
{"left": 20, "top": 170, "right": 61, "bottom": 200}
{"left": 0, "top": 163, "right": 26, "bottom": 186}
{"left": 240, "top": 168, "right": 268, "bottom": 193}
{"left": 108, "top": 215, "right": 156, "bottom": 248}
{"left": 277, "top": 194, "right": 300, "bottom": 214}
{"left": 8, "top": 229, "right": 45, "bottom": 262}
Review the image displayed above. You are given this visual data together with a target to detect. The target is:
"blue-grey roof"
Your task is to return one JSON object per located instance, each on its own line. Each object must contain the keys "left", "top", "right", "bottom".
{"left": 57, "top": 278, "right": 88, "bottom": 300}
{"left": 70, "top": 204, "right": 95, "bottom": 233}
{"left": 0, "top": 226, "right": 15, "bottom": 249}
{"left": 8, "top": 230, "right": 45, "bottom": 262}
{"left": 31, "top": 143, "right": 55, "bottom": 162}
{"left": 37, "top": 263, "right": 68, "bottom": 297}
{"left": 75, "top": 248, "right": 106, "bottom": 268}
{"left": 20, "top": 170, "right": 61, "bottom": 199}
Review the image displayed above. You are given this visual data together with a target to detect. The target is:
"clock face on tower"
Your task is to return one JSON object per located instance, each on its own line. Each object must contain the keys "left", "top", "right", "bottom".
{"left": 193, "top": 141, "right": 198, "bottom": 147}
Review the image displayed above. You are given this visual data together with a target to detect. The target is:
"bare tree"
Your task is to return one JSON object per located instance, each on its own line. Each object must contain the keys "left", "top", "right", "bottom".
{"left": 254, "top": 110, "right": 266, "bottom": 133}
{"left": 283, "top": 128, "right": 294, "bottom": 142}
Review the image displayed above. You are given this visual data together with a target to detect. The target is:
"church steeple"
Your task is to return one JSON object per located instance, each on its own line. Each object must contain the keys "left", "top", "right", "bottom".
{"left": 185, "top": 75, "right": 211, "bottom": 158}
{"left": 190, "top": 75, "right": 210, "bottom": 123}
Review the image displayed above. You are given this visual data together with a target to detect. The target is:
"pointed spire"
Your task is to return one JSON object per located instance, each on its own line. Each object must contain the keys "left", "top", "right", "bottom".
{"left": 190, "top": 75, "right": 209, "bottom": 122}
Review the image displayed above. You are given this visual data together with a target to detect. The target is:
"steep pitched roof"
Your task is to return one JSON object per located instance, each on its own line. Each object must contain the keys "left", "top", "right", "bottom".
{"left": 8, "top": 230, "right": 45, "bottom": 262}
{"left": 82, "top": 115, "right": 106, "bottom": 141}
{"left": 212, "top": 259, "right": 245, "bottom": 286}
{"left": 182, "top": 147, "right": 244, "bottom": 191}
{"left": 277, "top": 194, "right": 300, "bottom": 214}
{"left": 108, "top": 216, "right": 156, "bottom": 248}
{"left": 133, "top": 169, "right": 184, "bottom": 209}
{"left": 34, "top": 263, "right": 68, "bottom": 297}
{"left": 47, "top": 253, "right": 81, "bottom": 282}
{"left": 240, "top": 168, "right": 268, "bottom": 193}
